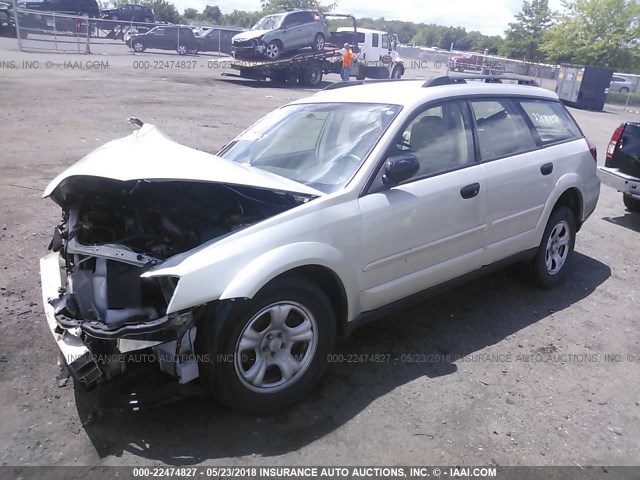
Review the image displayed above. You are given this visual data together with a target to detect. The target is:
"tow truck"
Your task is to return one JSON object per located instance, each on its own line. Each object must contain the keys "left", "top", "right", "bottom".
{"left": 227, "top": 14, "right": 404, "bottom": 87}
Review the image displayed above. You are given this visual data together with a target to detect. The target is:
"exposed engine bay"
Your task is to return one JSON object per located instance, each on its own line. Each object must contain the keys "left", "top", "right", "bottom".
{"left": 50, "top": 177, "right": 304, "bottom": 329}
{"left": 43, "top": 177, "right": 306, "bottom": 395}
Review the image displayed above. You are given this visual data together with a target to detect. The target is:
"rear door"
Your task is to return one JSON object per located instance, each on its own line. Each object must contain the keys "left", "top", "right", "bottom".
{"left": 474, "top": 98, "right": 582, "bottom": 264}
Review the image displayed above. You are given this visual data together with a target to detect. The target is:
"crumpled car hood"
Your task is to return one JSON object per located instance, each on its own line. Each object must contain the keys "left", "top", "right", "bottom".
{"left": 43, "top": 123, "right": 323, "bottom": 203}
{"left": 233, "top": 29, "right": 270, "bottom": 42}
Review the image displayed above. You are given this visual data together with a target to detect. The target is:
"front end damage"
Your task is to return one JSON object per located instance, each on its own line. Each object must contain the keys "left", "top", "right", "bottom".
{"left": 39, "top": 123, "right": 317, "bottom": 406}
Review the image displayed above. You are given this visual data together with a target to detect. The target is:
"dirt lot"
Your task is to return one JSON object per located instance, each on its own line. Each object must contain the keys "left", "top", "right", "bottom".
{"left": 0, "top": 38, "right": 639, "bottom": 468}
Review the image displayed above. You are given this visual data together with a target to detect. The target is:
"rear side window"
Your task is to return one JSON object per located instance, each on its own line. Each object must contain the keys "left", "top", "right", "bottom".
{"left": 519, "top": 100, "right": 581, "bottom": 145}
{"left": 470, "top": 99, "right": 537, "bottom": 160}
{"left": 372, "top": 33, "right": 379, "bottom": 47}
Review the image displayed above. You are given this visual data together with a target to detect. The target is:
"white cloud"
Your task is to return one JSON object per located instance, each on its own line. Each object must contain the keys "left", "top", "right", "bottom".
{"left": 173, "top": 0, "right": 565, "bottom": 37}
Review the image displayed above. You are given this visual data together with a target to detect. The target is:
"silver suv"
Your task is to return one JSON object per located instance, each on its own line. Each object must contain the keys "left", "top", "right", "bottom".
{"left": 231, "top": 9, "right": 330, "bottom": 60}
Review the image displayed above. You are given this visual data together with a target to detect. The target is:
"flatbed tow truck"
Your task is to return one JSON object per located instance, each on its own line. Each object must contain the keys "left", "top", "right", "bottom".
{"left": 227, "top": 14, "right": 404, "bottom": 87}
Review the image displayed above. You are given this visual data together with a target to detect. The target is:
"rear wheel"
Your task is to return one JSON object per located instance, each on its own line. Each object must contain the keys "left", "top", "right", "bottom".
{"left": 300, "top": 63, "right": 322, "bottom": 86}
{"left": 619, "top": 87, "right": 630, "bottom": 94}
{"left": 177, "top": 44, "right": 187, "bottom": 55}
{"left": 132, "top": 40, "right": 144, "bottom": 52}
{"left": 312, "top": 32, "right": 325, "bottom": 51}
{"left": 623, "top": 193, "right": 640, "bottom": 212}
{"left": 526, "top": 207, "right": 576, "bottom": 289}
{"left": 391, "top": 64, "right": 403, "bottom": 79}
{"left": 198, "top": 277, "right": 336, "bottom": 413}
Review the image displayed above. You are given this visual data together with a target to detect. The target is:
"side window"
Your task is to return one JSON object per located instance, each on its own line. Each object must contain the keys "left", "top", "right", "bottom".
{"left": 381, "top": 34, "right": 389, "bottom": 50}
{"left": 154, "top": 28, "right": 166, "bottom": 35}
{"left": 470, "top": 99, "right": 537, "bottom": 160}
{"left": 394, "top": 100, "right": 475, "bottom": 178}
{"left": 519, "top": 100, "right": 581, "bottom": 145}
{"left": 282, "top": 12, "right": 302, "bottom": 27}
{"left": 372, "top": 33, "right": 379, "bottom": 47}
{"left": 299, "top": 11, "right": 314, "bottom": 24}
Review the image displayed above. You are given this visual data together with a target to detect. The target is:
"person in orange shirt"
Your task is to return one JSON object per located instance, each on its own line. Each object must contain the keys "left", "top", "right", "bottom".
{"left": 340, "top": 42, "right": 355, "bottom": 81}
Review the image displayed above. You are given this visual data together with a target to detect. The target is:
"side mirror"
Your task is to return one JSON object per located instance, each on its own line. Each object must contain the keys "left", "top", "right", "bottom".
{"left": 382, "top": 153, "right": 419, "bottom": 187}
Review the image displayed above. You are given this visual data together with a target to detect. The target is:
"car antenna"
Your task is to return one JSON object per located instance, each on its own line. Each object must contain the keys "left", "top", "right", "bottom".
{"left": 128, "top": 117, "right": 144, "bottom": 129}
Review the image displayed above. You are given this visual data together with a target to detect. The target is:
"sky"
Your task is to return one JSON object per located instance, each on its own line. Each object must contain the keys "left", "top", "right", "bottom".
{"left": 171, "top": 0, "right": 565, "bottom": 37}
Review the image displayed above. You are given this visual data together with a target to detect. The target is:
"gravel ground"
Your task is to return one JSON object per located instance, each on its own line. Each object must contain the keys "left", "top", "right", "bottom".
{"left": 0, "top": 37, "right": 639, "bottom": 468}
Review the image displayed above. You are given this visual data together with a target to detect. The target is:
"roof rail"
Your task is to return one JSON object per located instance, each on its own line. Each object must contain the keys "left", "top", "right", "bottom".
{"left": 423, "top": 75, "right": 539, "bottom": 87}
{"left": 322, "top": 78, "right": 412, "bottom": 91}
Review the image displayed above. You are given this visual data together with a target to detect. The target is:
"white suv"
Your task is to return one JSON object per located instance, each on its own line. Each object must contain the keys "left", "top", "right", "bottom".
{"left": 40, "top": 78, "right": 600, "bottom": 413}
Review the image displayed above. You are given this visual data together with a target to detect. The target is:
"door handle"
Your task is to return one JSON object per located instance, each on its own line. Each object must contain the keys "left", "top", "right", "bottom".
{"left": 460, "top": 182, "right": 480, "bottom": 199}
{"left": 540, "top": 163, "right": 553, "bottom": 175}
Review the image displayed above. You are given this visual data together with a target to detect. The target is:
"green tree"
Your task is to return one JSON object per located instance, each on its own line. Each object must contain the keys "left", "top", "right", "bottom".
{"left": 541, "top": 0, "right": 640, "bottom": 69}
{"left": 183, "top": 7, "right": 198, "bottom": 20}
{"left": 260, "top": 0, "right": 336, "bottom": 12}
{"left": 140, "top": 0, "right": 180, "bottom": 23}
{"left": 502, "top": 0, "right": 553, "bottom": 61}
{"left": 202, "top": 4, "right": 222, "bottom": 23}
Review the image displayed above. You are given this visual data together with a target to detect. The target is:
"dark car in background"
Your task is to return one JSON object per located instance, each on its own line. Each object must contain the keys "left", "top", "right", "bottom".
{"left": 598, "top": 122, "right": 640, "bottom": 211}
{"left": 127, "top": 25, "right": 198, "bottom": 55}
{"left": 195, "top": 25, "right": 244, "bottom": 54}
{"left": 101, "top": 3, "right": 153, "bottom": 23}
{"left": 21, "top": 0, "right": 99, "bottom": 17}
{"left": 0, "top": 1, "right": 12, "bottom": 24}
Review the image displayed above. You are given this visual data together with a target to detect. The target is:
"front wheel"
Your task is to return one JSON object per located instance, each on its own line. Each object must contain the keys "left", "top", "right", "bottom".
{"left": 526, "top": 206, "right": 576, "bottom": 288}
{"left": 177, "top": 44, "right": 187, "bottom": 55}
{"left": 623, "top": 193, "right": 640, "bottom": 212}
{"left": 198, "top": 277, "right": 336, "bottom": 413}
{"left": 391, "top": 64, "right": 403, "bottom": 79}
{"left": 132, "top": 40, "right": 144, "bottom": 52}
{"left": 264, "top": 40, "right": 281, "bottom": 60}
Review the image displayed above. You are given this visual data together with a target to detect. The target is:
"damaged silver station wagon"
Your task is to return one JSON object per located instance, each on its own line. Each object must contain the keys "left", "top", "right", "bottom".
{"left": 40, "top": 78, "right": 599, "bottom": 413}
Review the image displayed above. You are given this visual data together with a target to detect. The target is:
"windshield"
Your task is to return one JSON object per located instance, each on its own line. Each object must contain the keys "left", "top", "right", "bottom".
{"left": 220, "top": 103, "right": 401, "bottom": 193}
{"left": 252, "top": 13, "right": 285, "bottom": 30}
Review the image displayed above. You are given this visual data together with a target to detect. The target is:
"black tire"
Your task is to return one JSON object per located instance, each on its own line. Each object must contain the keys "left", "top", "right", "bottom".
{"left": 300, "top": 63, "right": 323, "bottom": 87}
{"left": 269, "top": 69, "right": 287, "bottom": 83}
{"left": 355, "top": 71, "right": 366, "bottom": 81}
{"left": 312, "top": 32, "right": 325, "bottom": 51}
{"left": 132, "top": 40, "right": 144, "bottom": 52}
{"left": 526, "top": 206, "right": 576, "bottom": 289}
{"left": 619, "top": 87, "right": 630, "bottom": 94}
{"left": 198, "top": 277, "right": 336, "bottom": 413}
{"left": 391, "top": 65, "right": 403, "bottom": 79}
{"left": 623, "top": 193, "right": 640, "bottom": 212}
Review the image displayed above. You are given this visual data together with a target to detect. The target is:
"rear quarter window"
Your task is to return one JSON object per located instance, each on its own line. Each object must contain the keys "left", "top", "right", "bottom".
{"left": 519, "top": 100, "right": 581, "bottom": 145}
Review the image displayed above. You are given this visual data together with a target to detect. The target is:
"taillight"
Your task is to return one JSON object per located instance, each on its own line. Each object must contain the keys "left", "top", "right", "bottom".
{"left": 586, "top": 137, "right": 597, "bottom": 162}
{"left": 606, "top": 124, "right": 625, "bottom": 160}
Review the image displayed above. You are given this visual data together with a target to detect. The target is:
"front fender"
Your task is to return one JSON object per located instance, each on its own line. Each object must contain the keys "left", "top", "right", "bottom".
{"left": 219, "top": 242, "right": 359, "bottom": 320}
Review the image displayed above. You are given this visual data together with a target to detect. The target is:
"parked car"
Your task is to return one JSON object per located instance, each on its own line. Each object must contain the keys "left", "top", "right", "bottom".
{"left": 597, "top": 122, "right": 640, "bottom": 211}
{"left": 101, "top": 3, "right": 154, "bottom": 23}
{"left": 195, "top": 25, "right": 244, "bottom": 54}
{"left": 40, "top": 79, "right": 599, "bottom": 413}
{"left": 127, "top": 25, "right": 197, "bottom": 55}
{"left": 232, "top": 9, "right": 330, "bottom": 60}
{"left": 0, "top": 1, "right": 12, "bottom": 25}
{"left": 449, "top": 52, "right": 502, "bottom": 73}
{"left": 21, "top": 0, "right": 99, "bottom": 17}
{"left": 609, "top": 75, "right": 636, "bottom": 94}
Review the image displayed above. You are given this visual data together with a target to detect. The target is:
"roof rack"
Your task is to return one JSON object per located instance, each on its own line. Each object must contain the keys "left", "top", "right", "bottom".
{"left": 423, "top": 74, "right": 539, "bottom": 86}
{"left": 322, "top": 78, "right": 415, "bottom": 91}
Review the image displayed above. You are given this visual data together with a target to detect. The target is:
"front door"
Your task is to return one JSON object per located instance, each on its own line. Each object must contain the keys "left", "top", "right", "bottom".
{"left": 357, "top": 99, "right": 487, "bottom": 312}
